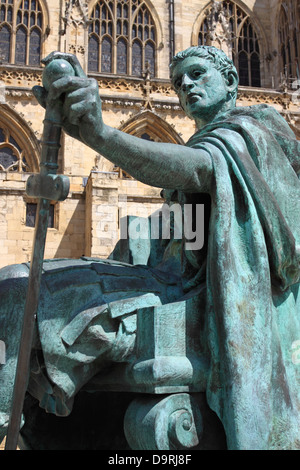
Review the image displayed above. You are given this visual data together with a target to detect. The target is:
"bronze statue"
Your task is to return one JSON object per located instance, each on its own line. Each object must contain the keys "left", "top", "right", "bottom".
{"left": 0, "top": 46, "right": 299, "bottom": 450}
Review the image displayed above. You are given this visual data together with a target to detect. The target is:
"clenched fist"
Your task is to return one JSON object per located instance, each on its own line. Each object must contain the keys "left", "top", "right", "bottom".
{"left": 33, "top": 51, "right": 104, "bottom": 148}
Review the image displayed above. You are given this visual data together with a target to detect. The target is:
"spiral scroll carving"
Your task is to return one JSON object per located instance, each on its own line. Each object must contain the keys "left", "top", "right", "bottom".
{"left": 168, "top": 408, "right": 199, "bottom": 449}
{"left": 124, "top": 393, "right": 203, "bottom": 450}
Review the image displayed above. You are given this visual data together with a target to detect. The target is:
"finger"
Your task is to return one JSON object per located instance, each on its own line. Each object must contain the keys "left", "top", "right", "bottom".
{"left": 32, "top": 85, "right": 47, "bottom": 108}
{"left": 64, "top": 101, "right": 88, "bottom": 126}
{"left": 47, "top": 76, "right": 91, "bottom": 102}
{"left": 62, "top": 117, "right": 81, "bottom": 140}
{"left": 42, "top": 51, "right": 86, "bottom": 78}
{"left": 62, "top": 87, "right": 93, "bottom": 109}
{"left": 62, "top": 85, "right": 101, "bottom": 123}
{"left": 41, "top": 51, "right": 59, "bottom": 66}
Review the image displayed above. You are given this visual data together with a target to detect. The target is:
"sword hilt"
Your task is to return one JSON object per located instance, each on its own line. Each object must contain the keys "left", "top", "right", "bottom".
{"left": 5, "top": 58, "right": 76, "bottom": 450}
{"left": 26, "top": 58, "right": 75, "bottom": 201}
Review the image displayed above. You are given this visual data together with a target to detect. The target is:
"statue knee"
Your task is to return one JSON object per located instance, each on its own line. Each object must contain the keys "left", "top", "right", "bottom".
{"left": 0, "top": 263, "right": 29, "bottom": 282}
{"left": 0, "top": 264, "right": 29, "bottom": 310}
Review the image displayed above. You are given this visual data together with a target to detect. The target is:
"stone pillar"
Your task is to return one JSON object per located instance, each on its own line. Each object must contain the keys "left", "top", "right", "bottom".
{"left": 59, "top": 0, "right": 90, "bottom": 72}
{"left": 205, "top": 0, "right": 233, "bottom": 60}
{"left": 85, "top": 172, "right": 119, "bottom": 259}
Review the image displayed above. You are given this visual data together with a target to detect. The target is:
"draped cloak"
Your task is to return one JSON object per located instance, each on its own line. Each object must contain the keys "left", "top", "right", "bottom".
{"left": 0, "top": 104, "right": 299, "bottom": 450}
{"left": 185, "top": 104, "right": 300, "bottom": 450}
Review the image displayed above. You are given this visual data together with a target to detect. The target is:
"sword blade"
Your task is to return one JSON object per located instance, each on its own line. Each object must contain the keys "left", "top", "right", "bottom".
{"left": 5, "top": 198, "right": 50, "bottom": 450}
{"left": 4, "top": 57, "right": 73, "bottom": 450}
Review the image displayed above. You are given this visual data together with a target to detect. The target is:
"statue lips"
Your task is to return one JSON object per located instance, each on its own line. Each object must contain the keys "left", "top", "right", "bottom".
{"left": 186, "top": 93, "right": 202, "bottom": 107}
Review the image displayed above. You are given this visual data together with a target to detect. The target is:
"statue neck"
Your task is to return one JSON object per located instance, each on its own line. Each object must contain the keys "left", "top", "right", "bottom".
{"left": 194, "top": 100, "right": 236, "bottom": 130}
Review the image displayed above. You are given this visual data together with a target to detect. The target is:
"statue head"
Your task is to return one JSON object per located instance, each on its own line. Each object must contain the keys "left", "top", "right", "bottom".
{"left": 170, "top": 46, "right": 239, "bottom": 128}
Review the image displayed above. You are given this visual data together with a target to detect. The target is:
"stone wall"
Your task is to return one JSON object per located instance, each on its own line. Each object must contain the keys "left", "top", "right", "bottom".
{"left": 0, "top": 0, "right": 298, "bottom": 269}
{"left": 0, "top": 172, "right": 86, "bottom": 266}
{"left": 0, "top": 170, "right": 164, "bottom": 268}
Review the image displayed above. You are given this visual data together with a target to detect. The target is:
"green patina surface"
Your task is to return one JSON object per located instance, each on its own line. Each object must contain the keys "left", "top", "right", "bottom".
{"left": 0, "top": 46, "right": 299, "bottom": 450}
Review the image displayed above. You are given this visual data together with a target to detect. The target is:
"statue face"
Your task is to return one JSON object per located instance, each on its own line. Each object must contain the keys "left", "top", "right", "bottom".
{"left": 171, "top": 56, "right": 233, "bottom": 127}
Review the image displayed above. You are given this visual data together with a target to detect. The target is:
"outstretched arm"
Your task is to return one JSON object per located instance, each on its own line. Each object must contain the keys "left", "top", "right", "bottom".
{"left": 86, "top": 124, "right": 213, "bottom": 191}
{"left": 33, "top": 52, "right": 213, "bottom": 192}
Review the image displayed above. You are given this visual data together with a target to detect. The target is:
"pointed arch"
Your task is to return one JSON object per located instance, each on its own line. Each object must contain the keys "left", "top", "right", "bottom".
{"left": 0, "top": 0, "right": 49, "bottom": 66}
{"left": 119, "top": 110, "right": 184, "bottom": 144}
{"left": 98, "top": 110, "right": 184, "bottom": 175}
{"left": 88, "top": 0, "right": 162, "bottom": 77}
{"left": 191, "top": 0, "right": 266, "bottom": 87}
{"left": 0, "top": 104, "right": 40, "bottom": 173}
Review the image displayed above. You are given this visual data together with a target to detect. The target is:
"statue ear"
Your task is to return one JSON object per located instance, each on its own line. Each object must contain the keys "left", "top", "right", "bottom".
{"left": 225, "top": 70, "right": 239, "bottom": 93}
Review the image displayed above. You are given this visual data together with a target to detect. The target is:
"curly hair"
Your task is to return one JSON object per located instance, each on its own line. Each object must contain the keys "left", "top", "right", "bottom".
{"left": 170, "top": 45, "right": 239, "bottom": 100}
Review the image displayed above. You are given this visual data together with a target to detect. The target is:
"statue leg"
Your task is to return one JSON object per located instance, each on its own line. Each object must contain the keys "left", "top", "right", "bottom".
{"left": 0, "top": 259, "right": 128, "bottom": 440}
{"left": 0, "top": 257, "right": 184, "bottom": 444}
{"left": 0, "top": 263, "right": 31, "bottom": 442}
{"left": 31, "top": 258, "right": 182, "bottom": 413}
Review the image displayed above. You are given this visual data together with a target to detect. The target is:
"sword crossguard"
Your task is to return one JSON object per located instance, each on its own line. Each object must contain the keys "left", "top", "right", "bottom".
{"left": 26, "top": 173, "right": 70, "bottom": 202}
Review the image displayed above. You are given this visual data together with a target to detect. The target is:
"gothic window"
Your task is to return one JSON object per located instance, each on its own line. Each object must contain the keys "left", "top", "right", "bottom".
{"left": 0, "top": 23, "right": 11, "bottom": 62}
{"left": 26, "top": 202, "right": 54, "bottom": 228}
{"left": 0, "top": 0, "right": 13, "bottom": 62}
{"left": 279, "top": 1, "right": 300, "bottom": 85}
{"left": 198, "top": 0, "right": 261, "bottom": 87}
{"left": 117, "top": 37, "right": 127, "bottom": 74}
{"left": 88, "top": 0, "right": 157, "bottom": 77}
{"left": 0, "top": 125, "right": 29, "bottom": 172}
{"left": 237, "top": 18, "right": 260, "bottom": 87}
{"left": 0, "top": 0, "right": 44, "bottom": 66}
{"left": 198, "top": 17, "right": 208, "bottom": 47}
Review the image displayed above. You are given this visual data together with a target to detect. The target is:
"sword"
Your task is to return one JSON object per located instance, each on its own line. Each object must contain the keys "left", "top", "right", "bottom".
{"left": 5, "top": 57, "right": 74, "bottom": 450}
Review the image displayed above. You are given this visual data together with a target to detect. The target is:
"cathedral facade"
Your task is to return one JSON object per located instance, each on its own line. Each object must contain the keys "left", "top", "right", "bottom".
{"left": 0, "top": 0, "right": 299, "bottom": 268}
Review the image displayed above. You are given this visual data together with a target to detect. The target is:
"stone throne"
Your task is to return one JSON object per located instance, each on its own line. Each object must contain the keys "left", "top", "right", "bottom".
{"left": 19, "top": 215, "right": 226, "bottom": 451}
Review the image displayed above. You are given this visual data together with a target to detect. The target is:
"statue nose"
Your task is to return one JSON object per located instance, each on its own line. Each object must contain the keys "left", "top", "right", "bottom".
{"left": 182, "top": 75, "right": 194, "bottom": 91}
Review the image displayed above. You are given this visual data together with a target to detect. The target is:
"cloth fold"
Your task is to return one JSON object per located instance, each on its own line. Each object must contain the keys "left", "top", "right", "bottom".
{"left": 186, "top": 104, "right": 300, "bottom": 449}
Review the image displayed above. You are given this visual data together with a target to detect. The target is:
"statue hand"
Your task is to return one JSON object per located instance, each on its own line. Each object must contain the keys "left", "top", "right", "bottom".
{"left": 32, "top": 52, "right": 104, "bottom": 144}
{"left": 40, "top": 51, "right": 87, "bottom": 78}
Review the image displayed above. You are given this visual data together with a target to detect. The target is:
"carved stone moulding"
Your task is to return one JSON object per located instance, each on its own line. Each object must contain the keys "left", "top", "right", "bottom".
{"left": 237, "top": 86, "right": 293, "bottom": 108}
{"left": 90, "top": 73, "right": 176, "bottom": 98}
{"left": 0, "top": 66, "right": 42, "bottom": 89}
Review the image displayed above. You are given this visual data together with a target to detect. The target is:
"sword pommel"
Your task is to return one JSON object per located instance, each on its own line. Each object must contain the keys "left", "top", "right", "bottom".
{"left": 42, "top": 58, "right": 75, "bottom": 91}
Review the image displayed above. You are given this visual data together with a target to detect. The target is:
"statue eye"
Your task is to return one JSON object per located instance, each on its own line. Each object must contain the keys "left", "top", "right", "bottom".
{"left": 174, "top": 77, "right": 182, "bottom": 90}
{"left": 191, "top": 69, "right": 203, "bottom": 79}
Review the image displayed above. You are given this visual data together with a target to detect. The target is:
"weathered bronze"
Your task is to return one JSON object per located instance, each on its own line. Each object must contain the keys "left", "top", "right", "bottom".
{"left": 0, "top": 46, "right": 299, "bottom": 450}
{"left": 4, "top": 59, "right": 71, "bottom": 450}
